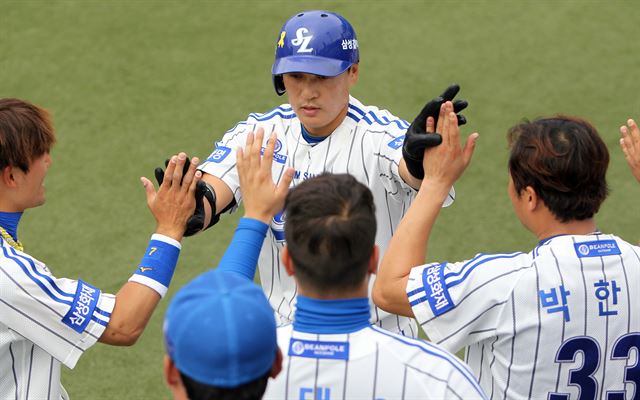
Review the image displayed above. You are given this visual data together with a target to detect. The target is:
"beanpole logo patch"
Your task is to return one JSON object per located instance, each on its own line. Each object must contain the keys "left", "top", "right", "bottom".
{"left": 288, "top": 339, "right": 349, "bottom": 360}
{"left": 574, "top": 240, "right": 621, "bottom": 258}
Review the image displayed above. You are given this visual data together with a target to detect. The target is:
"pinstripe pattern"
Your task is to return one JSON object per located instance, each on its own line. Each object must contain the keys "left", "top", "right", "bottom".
{"left": 198, "top": 96, "right": 458, "bottom": 336}
{"left": 408, "top": 233, "right": 640, "bottom": 399}
{"left": 264, "top": 325, "right": 487, "bottom": 399}
{"left": 0, "top": 240, "right": 114, "bottom": 400}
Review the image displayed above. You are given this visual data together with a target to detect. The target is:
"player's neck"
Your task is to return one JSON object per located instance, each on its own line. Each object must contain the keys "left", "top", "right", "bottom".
{"left": 301, "top": 104, "right": 349, "bottom": 137}
{"left": 0, "top": 211, "right": 23, "bottom": 240}
{"left": 293, "top": 295, "right": 370, "bottom": 334}
{"left": 535, "top": 218, "right": 598, "bottom": 241}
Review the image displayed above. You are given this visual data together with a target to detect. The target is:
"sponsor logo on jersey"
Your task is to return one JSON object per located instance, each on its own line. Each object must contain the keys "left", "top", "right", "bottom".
{"left": 388, "top": 135, "right": 405, "bottom": 149}
{"left": 422, "top": 263, "right": 454, "bottom": 316}
{"left": 288, "top": 339, "right": 349, "bottom": 360}
{"left": 207, "top": 144, "right": 232, "bottom": 163}
{"left": 62, "top": 280, "right": 100, "bottom": 333}
{"left": 260, "top": 139, "right": 287, "bottom": 164}
{"left": 291, "top": 27, "right": 313, "bottom": 53}
{"left": 574, "top": 240, "right": 621, "bottom": 258}
{"left": 271, "top": 210, "right": 286, "bottom": 242}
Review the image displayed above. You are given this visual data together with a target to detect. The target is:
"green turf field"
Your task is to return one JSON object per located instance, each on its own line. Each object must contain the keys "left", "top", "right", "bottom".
{"left": 2, "top": 1, "right": 639, "bottom": 398}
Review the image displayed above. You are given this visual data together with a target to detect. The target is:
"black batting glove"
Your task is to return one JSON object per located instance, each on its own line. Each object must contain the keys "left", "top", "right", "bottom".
{"left": 154, "top": 158, "right": 212, "bottom": 236}
{"left": 402, "top": 84, "right": 469, "bottom": 179}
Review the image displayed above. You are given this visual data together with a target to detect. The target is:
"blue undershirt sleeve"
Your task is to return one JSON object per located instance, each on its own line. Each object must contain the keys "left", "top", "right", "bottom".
{"left": 216, "top": 217, "right": 269, "bottom": 281}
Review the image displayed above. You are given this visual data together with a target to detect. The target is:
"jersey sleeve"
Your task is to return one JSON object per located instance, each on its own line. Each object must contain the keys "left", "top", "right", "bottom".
{"left": 406, "top": 252, "right": 529, "bottom": 352}
{"left": 372, "top": 112, "right": 415, "bottom": 200}
{"left": 197, "top": 119, "right": 253, "bottom": 207}
{"left": 0, "top": 248, "right": 115, "bottom": 369}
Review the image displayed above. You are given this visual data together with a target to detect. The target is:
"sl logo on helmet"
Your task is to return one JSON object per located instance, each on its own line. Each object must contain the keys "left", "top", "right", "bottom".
{"left": 291, "top": 27, "right": 313, "bottom": 53}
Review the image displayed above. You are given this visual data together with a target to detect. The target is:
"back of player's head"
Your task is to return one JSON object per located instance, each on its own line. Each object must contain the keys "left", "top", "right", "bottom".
{"left": 507, "top": 115, "right": 609, "bottom": 222}
{"left": 164, "top": 271, "right": 277, "bottom": 400}
{"left": 284, "top": 173, "right": 376, "bottom": 292}
{"left": 271, "top": 10, "right": 359, "bottom": 95}
{"left": 0, "top": 98, "right": 56, "bottom": 173}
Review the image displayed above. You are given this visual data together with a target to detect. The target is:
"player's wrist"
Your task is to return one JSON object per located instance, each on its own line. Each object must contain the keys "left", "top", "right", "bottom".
{"left": 154, "top": 225, "right": 185, "bottom": 242}
{"left": 129, "top": 235, "right": 181, "bottom": 298}
{"left": 417, "top": 179, "right": 452, "bottom": 201}
{"left": 243, "top": 210, "right": 273, "bottom": 224}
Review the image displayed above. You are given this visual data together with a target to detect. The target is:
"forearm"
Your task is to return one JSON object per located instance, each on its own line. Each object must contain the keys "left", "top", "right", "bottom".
{"left": 100, "top": 234, "right": 181, "bottom": 345}
{"left": 374, "top": 179, "right": 451, "bottom": 316}
{"left": 202, "top": 173, "right": 235, "bottom": 225}
{"left": 99, "top": 282, "right": 160, "bottom": 345}
{"left": 399, "top": 159, "right": 422, "bottom": 190}
{"left": 216, "top": 218, "right": 268, "bottom": 281}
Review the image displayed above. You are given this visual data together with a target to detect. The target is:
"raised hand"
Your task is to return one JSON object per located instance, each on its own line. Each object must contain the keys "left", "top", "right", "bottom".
{"left": 236, "top": 128, "right": 294, "bottom": 223}
{"left": 141, "top": 153, "right": 201, "bottom": 241}
{"left": 620, "top": 118, "right": 640, "bottom": 182}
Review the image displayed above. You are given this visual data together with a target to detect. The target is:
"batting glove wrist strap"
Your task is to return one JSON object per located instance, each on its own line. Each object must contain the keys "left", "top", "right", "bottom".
{"left": 129, "top": 234, "right": 181, "bottom": 298}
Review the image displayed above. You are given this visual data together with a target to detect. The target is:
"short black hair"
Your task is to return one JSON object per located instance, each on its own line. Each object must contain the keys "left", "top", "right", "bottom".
{"left": 179, "top": 370, "right": 270, "bottom": 400}
{"left": 508, "top": 115, "right": 609, "bottom": 222}
{"left": 284, "top": 173, "right": 376, "bottom": 292}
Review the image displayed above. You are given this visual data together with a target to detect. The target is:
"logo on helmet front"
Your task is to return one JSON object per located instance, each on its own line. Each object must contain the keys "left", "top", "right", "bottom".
{"left": 291, "top": 27, "right": 313, "bottom": 53}
{"left": 277, "top": 31, "right": 286, "bottom": 48}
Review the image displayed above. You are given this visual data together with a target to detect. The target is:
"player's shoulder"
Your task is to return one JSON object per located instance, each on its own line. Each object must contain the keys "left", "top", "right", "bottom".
{"left": 367, "top": 326, "right": 484, "bottom": 392}
{"left": 222, "top": 103, "right": 297, "bottom": 135}
{"left": 418, "top": 251, "right": 533, "bottom": 286}
{"left": 246, "top": 103, "right": 296, "bottom": 124}
{"left": 347, "top": 96, "right": 409, "bottom": 133}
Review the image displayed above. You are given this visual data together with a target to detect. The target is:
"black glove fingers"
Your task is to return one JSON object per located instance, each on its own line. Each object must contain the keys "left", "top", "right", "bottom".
{"left": 439, "top": 84, "right": 460, "bottom": 102}
{"left": 154, "top": 167, "right": 165, "bottom": 186}
{"left": 452, "top": 100, "right": 468, "bottom": 113}
{"left": 457, "top": 114, "right": 467, "bottom": 126}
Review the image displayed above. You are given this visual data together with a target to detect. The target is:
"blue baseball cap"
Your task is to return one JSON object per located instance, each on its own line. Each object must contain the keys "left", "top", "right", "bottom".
{"left": 164, "top": 271, "right": 277, "bottom": 388}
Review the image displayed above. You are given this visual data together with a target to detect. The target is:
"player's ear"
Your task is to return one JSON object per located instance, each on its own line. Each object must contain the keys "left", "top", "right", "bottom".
{"left": 270, "top": 347, "right": 283, "bottom": 378}
{"left": 348, "top": 64, "right": 359, "bottom": 87}
{"left": 281, "top": 246, "right": 295, "bottom": 276}
{"left": 1, "top": 166, "right": 17, "bottom": 187}
{"left": 163, "top": 355, "right": 179, "bottom": 386}
{"left": 368, "top": 245, "right": 379, "bottom": 275}
{"left": 163, "top": 355, "right": 189, "bottom": 399}
{"left": 524, "top": 186, "right": 539, "bottom": 211}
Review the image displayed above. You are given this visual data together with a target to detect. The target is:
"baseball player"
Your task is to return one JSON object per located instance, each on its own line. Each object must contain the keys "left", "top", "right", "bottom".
{"left": 373, "top": 103, "right": 640, "bottom": 399}
{"left": 163, "top": 130, "right": 292, "bottom": 400}
{"left": 620, "top": 118, "right": 640, "bottom": 182}
{"left": 164, "top": 9, "right": 467, "bottom": 337}
{"left": 0, "top": 98, "right": 200, "bottom": 399}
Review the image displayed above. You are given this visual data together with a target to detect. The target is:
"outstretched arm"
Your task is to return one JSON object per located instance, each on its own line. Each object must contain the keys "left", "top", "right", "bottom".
{"left": 214, "top": 128, "right": 294, "bottom": 280}
{"left": 620, "top": 118, "right": 640, "bottom": 182}
{"left": 100, "top": 153, "right": 199, "bottom": 345}
{"left": 373, "top": 102, "right": 478, "bottom": 317}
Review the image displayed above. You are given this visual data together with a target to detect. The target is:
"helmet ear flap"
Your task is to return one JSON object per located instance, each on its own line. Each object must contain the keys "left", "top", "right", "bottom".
{"left": 273, "top": 75, "right": 286, "bottom": 96}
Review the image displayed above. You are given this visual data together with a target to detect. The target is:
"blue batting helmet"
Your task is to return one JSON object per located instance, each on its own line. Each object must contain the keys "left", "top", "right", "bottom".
{"left": 271, "top": 10, "right": 359, "bottom": 96}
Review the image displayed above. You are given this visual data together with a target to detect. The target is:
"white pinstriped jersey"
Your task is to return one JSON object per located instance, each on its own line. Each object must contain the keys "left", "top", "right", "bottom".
{"left": 407, "top": 233, "right": 640, "bottom": 400}
{"left": 199, "top": 96, "right": 454, "bottom": 337}
{"left": 264, "top": 324, "right": 487, "bottom": 400}
{"left": 0, "top": 238, "right": 114, "bottom": 400}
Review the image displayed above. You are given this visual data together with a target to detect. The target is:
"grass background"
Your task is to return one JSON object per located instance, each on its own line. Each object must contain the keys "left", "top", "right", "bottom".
{"left": 2, "top": 1, "right": 639, "bottom": 398}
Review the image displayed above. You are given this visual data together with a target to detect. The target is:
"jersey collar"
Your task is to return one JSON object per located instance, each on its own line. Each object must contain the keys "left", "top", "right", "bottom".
{"left": 293, "top": 295, "right": 371, "bottom": 334}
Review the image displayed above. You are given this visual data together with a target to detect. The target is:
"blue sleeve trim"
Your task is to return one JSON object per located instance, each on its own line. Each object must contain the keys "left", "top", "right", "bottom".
{"left": 216, "top": 218, "right": 268, "bottom": 281}
{"left": 133, "top": 239, "right": 180, "bottom": 289}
